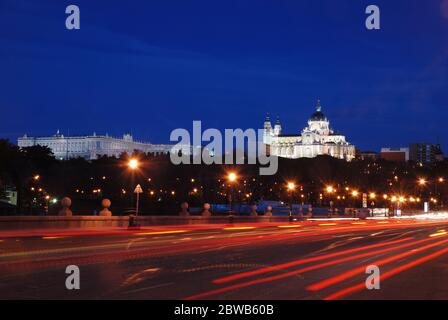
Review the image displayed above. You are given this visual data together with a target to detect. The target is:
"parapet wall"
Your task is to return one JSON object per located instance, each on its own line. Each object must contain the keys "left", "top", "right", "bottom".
{"left": 0, "top": 215, "right": 290, "bottom": 230}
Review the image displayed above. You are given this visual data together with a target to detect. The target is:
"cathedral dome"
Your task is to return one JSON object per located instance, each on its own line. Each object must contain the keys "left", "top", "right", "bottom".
{"left": 309, "top": 99, "right": 327, "bottom": 121}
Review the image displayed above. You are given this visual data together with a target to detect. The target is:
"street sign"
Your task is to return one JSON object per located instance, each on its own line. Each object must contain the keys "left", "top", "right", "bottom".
{"left": 133, "top": 184, "right": 143, "bottom": 216}
{"left": 362, "top": 193, "right": 367, "bottom": 208}
{"left": 134, "top": 184, "right": 143, "bottom": 194}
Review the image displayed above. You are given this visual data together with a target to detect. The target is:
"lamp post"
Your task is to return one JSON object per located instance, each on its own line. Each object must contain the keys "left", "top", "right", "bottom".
{"left": 350, "top": 190, "right": 359, "bottom": 216}
{"left": 128, "top": 158, "right": 140, "bottom": 215}
{"left": 287, "top": 182, "right": 296, "bottom": 222}
{"left": 227, "top": 172, "right": 238, "bottom": 214}
{"left": 325, "top": 185, "right": 335, "bottom": 216}
{"left": 418, "top": 177, "right": 444, "bottom": 211}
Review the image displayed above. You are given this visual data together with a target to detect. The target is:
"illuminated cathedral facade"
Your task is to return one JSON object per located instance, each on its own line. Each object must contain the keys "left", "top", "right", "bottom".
{"left": 263, "top": 100, "right": 355, "bottom": 161}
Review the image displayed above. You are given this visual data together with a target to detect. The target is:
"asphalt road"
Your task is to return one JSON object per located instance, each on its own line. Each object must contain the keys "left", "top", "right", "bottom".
{"left": 1, "top": 218, "right": 448, "bottom": 300}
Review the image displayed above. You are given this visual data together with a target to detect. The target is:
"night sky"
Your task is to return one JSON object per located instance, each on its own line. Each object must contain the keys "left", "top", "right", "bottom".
{"left": 1, "top": 0, "right": 447, "bottom": 152}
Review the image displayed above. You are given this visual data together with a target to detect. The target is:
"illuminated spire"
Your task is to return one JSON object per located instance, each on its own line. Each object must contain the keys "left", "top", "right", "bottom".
{"left": 316, "top": 99, "right": 322, "bottom": 112}
{"left": 264, "top": 113, "right": 272, "bottom": 131}
{"left": 275, "top": 116, "right": 280, "bottom": 125}
{"left": 265, "top": 112, "right": 270, "bottom": 122}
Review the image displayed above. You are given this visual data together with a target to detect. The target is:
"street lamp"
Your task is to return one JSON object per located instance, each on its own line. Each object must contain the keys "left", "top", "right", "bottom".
{"left": 287, "top": 182, "right": 296, "bottom": 221}
{"left": 326, "top": 186, "right": 334, "bottom": 194}
{"left": 351, "top": 190, "right": 359, "bottom": 209}
{"left": 44, "top": 195, "right": 50, "bottom": 215}
{"left": 227, "top": 172, "right": 238, "bottom": 213}
{"left": 287, "top": 182, "right": 296, "bottom": 191}
{"left": 127, "top": 158, "right": 141, "bottom": 217}
{"left": 128, "top": 158, "right": 139, "bottom": 170}
{"left": 228, "top": 172, "right": 237, "bottom": 183}
{"left": 325, "top": 186, "right": 335, "bottom": 216}
{"left": 418, "top": 177, "right": 445, "bottom": 211}
{"left": 418, "top": 178, "right": 427, "bottom": 186}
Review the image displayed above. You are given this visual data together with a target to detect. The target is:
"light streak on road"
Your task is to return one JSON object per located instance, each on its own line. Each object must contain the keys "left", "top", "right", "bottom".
{"left": 429, "top": 231, "right": 448, "bottom": 237}
{"left": 187, "top": 237, "right": 437, "bottom": 300}
{"left": 307, "top": 236, "right": 448, "bottom": 291}
{"left": 325, "top": 246, "right": 448, "bottom": 300}
{"left": 3, "top": 218, "right": 448, "bottom": 299}
{"left": 135, "top": 230, "right": 190, "bottom": 236}
{"left": 277, "top": 225, "right": 302, "bottom": 228}
{"left": 213, "top": 238, "right": 413, "bottom": 285}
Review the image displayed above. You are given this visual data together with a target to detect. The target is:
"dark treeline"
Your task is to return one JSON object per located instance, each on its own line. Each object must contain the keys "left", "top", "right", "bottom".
{"left": 1, "top": 139, "right": 447, "bottom": 215}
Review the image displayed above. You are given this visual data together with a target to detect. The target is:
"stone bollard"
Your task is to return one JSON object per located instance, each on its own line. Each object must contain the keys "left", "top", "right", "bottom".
{"left": 264, "top": 205, "right": 273, "bottom": 217}
{"left": 249, "top": 204, "right": 258, "bottom": 216}
{"left": 202, "top": 203, "right": 212, "bottom": 217}
{"left": 58, "top": 197, "right": 73, "bottom": 216}
{"left": 179, "top": 202, "right": 190, "bottom": 216}
{"left": 99, "top": 199, "right": 112, "bottom": 216}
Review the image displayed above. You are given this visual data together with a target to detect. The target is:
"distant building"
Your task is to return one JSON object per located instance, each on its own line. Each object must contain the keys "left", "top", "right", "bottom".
{"left": 18, "top": 131, "right": 190, "bottom": 160}
{"left": 356, "top": 150, "right": 379, "bottom": 161}
{"left": 0, "top": 186, "right": 17, "bottom": 206}
{"left": 263, "top": 100, "right": 355, "bottom": 161}
{"left": 380, "top": 147, "right": 409, "bottom": 162}
{"left": 409, "top": 143, "right": 444, "bottom": 164}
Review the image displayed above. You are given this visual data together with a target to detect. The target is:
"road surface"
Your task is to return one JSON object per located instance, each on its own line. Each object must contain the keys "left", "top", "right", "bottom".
{"left": 1, "top": 218, "right": 448, "bottom": 299}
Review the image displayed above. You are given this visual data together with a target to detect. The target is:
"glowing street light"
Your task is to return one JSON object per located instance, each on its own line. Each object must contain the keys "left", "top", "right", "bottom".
{"left": 286, "top": 182, "right": 296, "bottom": 221}
{"left": 418, "top": 178, "right": 427, "bottom": 186}
{"left": 227, "top": 172, "right": 238, "bottom": 214}
{"left": 369, "top": 193, "right": 376, "bottom": 200}
{"left": 33, "top": 175, "right": 40, "bottom": 181}
{"left": 326, "top": 186, "right": 334, "bottom": 194}
{"left": 227, "top": 172, "right": 237, "bottom": 183}
{"left": 351, "top": 190, "right": 359, "bottom": 197}
{"left": 128, "top": 158, "right": 139, "bottom": 170}
{"left": 287, "top": 182, "right": 296, "bottom": 191}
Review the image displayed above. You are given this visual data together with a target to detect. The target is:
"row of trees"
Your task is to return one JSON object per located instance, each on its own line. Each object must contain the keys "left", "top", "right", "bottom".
{"left": 1, "top": 139, "right": 447, "bottom": 215}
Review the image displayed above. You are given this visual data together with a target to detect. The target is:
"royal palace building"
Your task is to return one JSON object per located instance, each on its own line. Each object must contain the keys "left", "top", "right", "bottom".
{"left": 18, "top": 131, "right": 187, "bottom": 160}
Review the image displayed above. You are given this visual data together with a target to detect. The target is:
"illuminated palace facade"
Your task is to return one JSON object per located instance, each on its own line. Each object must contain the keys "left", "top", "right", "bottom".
{"left": 18, "top": 131, "right": 188, "bottom": 160}
{"left": 263, "top": 100, "right": 356, "bottom": 161}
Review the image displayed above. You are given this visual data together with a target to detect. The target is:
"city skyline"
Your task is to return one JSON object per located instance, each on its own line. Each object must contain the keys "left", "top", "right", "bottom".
{"left": 3, "top": 1, "right": 448, "bottom": 303}
{"left": 9, "top": 100, "right": 446, "bottom": 154}
{"left": 1, "top": 0, "right": 448, "bottom": 152}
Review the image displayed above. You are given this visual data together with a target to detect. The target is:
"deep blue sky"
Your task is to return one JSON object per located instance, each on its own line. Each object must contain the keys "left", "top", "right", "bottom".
{"left": 1, "top": 0, "right": 447, "bottom": 152}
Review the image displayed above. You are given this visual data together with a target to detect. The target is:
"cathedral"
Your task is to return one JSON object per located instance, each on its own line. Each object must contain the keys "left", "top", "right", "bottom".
{"left": 263, "top": 100, "right": 355, "bottom": 161}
